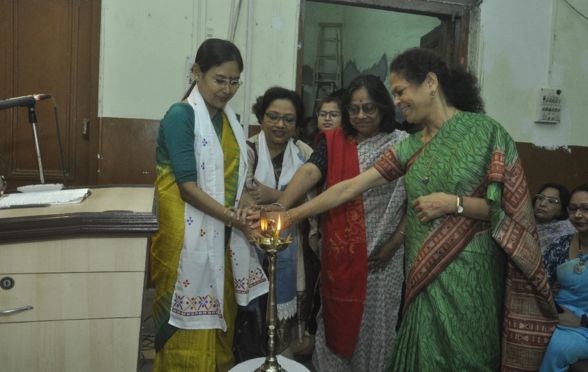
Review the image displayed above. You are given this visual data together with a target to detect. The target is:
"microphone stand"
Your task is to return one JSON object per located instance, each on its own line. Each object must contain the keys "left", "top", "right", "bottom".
{"left": 27, "top": 104, "right": 45, "bottom": 184}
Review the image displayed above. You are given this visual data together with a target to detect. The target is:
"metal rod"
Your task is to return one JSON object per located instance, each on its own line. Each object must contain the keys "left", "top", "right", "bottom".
{"left": 30, "top": 122, "right": 45, "bottom": 184}
{"left": 28, "top": 106, "right": 45, "bottom": 184}
{"left": 0, "top": 305, "right": 34, "bottom": 316}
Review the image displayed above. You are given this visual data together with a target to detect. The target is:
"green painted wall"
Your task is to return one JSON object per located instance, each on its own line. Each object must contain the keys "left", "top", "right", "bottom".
{"left": 303, "top": 3, "right": 440, "bottom": 73}
{"left": 302, "top": 2, "right": 440, "bottom": 114}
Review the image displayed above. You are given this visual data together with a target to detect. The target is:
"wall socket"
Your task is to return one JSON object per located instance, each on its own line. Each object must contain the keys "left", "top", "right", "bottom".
{"left": 535, "top": 87, "right": 561, "bottom": 124}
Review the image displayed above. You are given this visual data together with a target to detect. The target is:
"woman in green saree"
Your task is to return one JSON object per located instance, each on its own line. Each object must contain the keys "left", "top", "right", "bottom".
{"left": 268, "top": 48, "right": 558, "bottom": 371}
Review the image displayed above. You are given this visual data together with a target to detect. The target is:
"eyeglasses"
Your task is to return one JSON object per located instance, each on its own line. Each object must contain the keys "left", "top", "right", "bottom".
{"left": 347, "top": 102, "right": 379, "bottom": 116}
{"left": 212, "top": 76, "right": 242, "bottom": 90}
{"left": 264, "top": 112, "right": 296, "bottom": 126}
{"left": 535, "top": 194, "right": 560, "bottom": 205}
{"left": 317, "top": 111, "right": 341, "bottom": 120}
{"left": 568, "top": 204, "right": 588, "bottom": 215}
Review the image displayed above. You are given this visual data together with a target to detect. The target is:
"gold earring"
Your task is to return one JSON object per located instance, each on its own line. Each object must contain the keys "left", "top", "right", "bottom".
{"left": 430, "top": 90, "right": 436, "bottom": 97}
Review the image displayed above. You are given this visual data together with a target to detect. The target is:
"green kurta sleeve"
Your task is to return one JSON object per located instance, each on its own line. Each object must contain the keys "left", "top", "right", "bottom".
{"left": 156, "top": 103, "right": 198, "bottom": 184}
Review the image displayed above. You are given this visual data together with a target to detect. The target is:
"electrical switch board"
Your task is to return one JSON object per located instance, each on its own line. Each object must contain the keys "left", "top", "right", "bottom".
{"left": 535, "top": 87, "right": 561, "bottom": 124}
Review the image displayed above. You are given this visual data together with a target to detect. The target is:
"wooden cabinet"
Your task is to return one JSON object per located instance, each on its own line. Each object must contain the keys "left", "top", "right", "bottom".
{"left": 0, "top": 187, "right": 157, "bottom": 372}
{"left": 0, "top": 0, "right": 101, "bottom": 189}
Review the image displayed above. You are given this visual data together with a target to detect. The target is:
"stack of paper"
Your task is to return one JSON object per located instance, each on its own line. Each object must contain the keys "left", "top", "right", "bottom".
{"left": 0, "top": 188, "right": 91, "bottom": 209}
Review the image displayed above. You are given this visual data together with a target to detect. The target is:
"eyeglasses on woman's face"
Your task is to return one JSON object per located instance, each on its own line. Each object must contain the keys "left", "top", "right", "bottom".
{"left": 347, "top": 102, "right": 378, "bottom": 116}
{"left": 568, "top": 204, "right": 588, "bottom": 216}
{"left": 535, "top": 194, "right": 560, "bottom": 205}
{"left": 317, "top": 111, "right": 341, "bottom": 120}
{"left": 264, "top": 111, "right": 296, "bottom": 126}
{"left": 211, "top": 75, "right": 242, "bottom": 90}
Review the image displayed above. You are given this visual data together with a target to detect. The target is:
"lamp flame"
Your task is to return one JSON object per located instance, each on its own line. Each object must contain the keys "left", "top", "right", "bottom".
{"left": 260, "top": 216, "right": 268, "bottom": 233}
{"left": 274, "top": 216, "right": 281, "bottom": 240}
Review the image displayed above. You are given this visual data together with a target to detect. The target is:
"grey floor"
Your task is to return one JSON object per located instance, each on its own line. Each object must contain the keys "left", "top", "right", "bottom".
{"left": 138, "top": 288, "right": 314, "bottom": 372}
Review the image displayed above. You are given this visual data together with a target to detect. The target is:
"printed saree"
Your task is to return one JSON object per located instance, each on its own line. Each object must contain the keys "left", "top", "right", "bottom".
{"left": 313, "top": 128, "right": 407, "bottom": 371}
{"left": 375, "top": 112, "right": 558, "bottom": 371}
{"left": 537, "top": 219, "right": 576, "bottom": 254}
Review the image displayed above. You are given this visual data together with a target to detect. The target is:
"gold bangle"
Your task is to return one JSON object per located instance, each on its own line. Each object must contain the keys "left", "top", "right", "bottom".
{"left": 285, "top": 210, "right": 294, "bottom": 227}
{"left": 224, "top": 207, "right": 236, "bottom": 227}
{"left": 271, "top": 202, "right": 286, "bottom": 210}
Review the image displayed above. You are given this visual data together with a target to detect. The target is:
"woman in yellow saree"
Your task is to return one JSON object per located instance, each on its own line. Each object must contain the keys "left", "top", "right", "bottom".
{"left": 151, "top": 39, "right": 267, "bottom": 372}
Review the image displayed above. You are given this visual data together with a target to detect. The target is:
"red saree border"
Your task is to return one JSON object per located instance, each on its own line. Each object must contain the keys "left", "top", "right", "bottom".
{"left": 492, "top": 153, "right": 557, "bottom": 371}
{"left": 374, "top": 146, "right": 404, "bottom": 181}
{"left": 402, "top": 182, "right": 489, "bottom": 315}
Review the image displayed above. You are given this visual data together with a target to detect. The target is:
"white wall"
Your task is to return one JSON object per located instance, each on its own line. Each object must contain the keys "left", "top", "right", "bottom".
{"left": 99, "top": 0, "right": 300, "bottom": 128}
{"left": 99, "top": 0, "right": 194, "bottom": 119}
{"left": 237, "top": 1, "right": 300, "bottom": 126}
{"left": 478, "top": 0, "right": 588, "bottom": 147}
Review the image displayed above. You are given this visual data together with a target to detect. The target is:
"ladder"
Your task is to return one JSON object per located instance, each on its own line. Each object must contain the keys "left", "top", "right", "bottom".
{"left": 313, "top": 23, "right": 342, "bottom": 111}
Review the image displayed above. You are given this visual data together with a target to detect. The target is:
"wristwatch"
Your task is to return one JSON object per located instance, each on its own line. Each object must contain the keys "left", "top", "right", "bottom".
{"left": 581, "top": 314, "right": 588, "bottom": 328}
{"left": 456, "top": 195, "right": 464, "bottom": 215}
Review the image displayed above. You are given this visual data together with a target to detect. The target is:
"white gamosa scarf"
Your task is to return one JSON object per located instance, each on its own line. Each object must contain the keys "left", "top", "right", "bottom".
{"left": 168, "top": 86, "right": 268, "bottom": 331}
{"left": 254, "top": 131, "right": 306, "bottom": 319}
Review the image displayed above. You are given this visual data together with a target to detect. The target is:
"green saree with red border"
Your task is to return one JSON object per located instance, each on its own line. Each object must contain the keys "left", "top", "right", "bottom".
{"left": 374, "top": 111, "right": 557, "bottom": 371}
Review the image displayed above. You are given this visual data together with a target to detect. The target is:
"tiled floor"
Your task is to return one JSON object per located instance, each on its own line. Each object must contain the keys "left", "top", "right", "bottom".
{"left": 138, "top": 288, "right": 315, "bottom": 372}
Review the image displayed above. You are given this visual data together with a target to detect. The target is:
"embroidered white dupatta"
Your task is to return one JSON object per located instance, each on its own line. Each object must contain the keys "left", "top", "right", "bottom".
{"left": 254, "top": 131, "right": 306, "bottom": 190}
{"left": 169, "top": 87, "right": 268, "bottom": 331}
{"left": 254, "top": 131, "right": 307, "bottom": 319}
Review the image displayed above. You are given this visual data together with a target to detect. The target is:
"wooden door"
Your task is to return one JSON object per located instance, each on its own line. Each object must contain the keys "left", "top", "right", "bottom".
{"left": 420, "top": 16, "right": 470, "bottom": 67}
{"left": 420, "top": 20, "right": 453, "bottom": 64}
{"left": 0, "top": 0, "right": 101, "bottom": 190}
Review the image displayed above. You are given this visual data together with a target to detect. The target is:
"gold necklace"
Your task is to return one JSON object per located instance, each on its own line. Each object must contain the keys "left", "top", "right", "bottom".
{"left": 417, "top": 111, "right": 461, "bottom": 185}
{"left": 418, "top": 129, "right": 447, "bottom": 185}
{"left": 574, "top": 234, "right": 586, "bottom": 274}
{"left": 418, "top": 143, "right": 435, "bottom": 185}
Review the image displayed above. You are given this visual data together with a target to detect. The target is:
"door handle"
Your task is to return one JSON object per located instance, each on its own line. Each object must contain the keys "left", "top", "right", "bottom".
{"left": 82, "top": 118, "right": 90, "bottom": 139}
{"left": 0, "top": 305, "right": 34, "bottom": 316}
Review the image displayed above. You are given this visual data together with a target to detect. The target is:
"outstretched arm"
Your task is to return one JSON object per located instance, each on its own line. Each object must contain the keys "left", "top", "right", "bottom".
{"left": 287, "top": 167, "right": 388, "bottom": 225}
{"left": 277, "top": 162, "right": 323, "bottom": 209}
